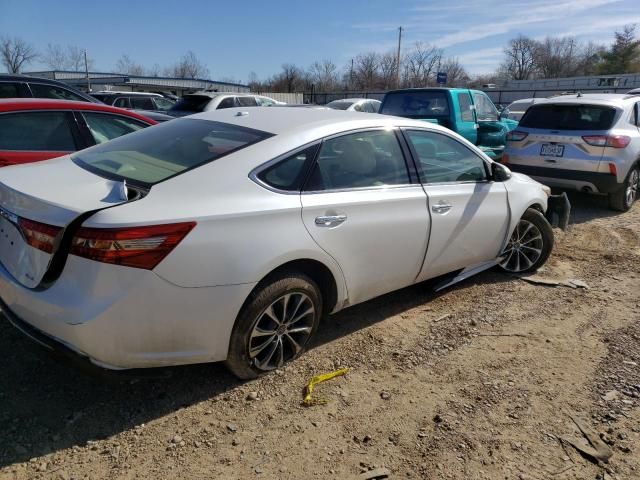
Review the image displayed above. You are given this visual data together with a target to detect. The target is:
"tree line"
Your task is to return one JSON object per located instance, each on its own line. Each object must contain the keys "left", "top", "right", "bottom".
{"left": 2, "top": 24, "right": 639, "bottom": 90}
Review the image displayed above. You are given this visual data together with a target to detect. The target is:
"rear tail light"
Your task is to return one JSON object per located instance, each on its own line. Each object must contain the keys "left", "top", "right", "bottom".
{"left": 18, "top": 218, "right": 62, "bottom": 254}
{"left": 501, "top": 153, "right": 510, "bottom": 164}
{"left": 70, "top": 222, "right": 196, "bottom": 270}
{"left": 506, "top": 130, "right": 528, "bottom": 141}
{"left": 582, "top": 135, "right": 631, "bottom": 148}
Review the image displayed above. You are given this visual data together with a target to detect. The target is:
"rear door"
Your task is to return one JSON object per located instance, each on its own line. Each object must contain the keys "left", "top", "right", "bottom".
{"left": 509, "top": 103, "right": 613, "bottom": 173}
{"left": 300, "top": 128, "right": 430, "bottom": 305}
{"left": 0, "top": 110, "right": 82, "bottom": 166}
{"left": 403, "top": 129, "right": 509, "bottom": 280}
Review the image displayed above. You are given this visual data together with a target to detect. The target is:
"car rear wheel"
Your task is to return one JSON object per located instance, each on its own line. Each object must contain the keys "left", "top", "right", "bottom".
{"left": 498, "top": 208, "right": 554, "bottom": 274}
{"left": 225, "top": 273, "right": 322, "bottom": 379}
{"left": 608, "top": 166, "right": 639, "bottom": 212}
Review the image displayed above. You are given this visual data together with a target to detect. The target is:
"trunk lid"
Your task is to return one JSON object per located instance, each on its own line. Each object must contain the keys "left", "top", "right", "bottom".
{"left": 0, "top": 156, "right": 128, "bottom": 288}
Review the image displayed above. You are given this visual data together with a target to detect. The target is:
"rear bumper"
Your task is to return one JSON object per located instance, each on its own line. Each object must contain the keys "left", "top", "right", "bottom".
{"left": 0, "top": 256, "right": 255, "bottom": 369}
{"left": 507, "top": 164, "right": 620, "bottom": 194}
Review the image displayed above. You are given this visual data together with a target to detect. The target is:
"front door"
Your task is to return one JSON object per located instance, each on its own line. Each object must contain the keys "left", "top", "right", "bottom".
{"left": 403, "top": 129, "right": 510, "bottom": 281}
{"left": 300, "top": 129, "right": 430, "bottom": 305}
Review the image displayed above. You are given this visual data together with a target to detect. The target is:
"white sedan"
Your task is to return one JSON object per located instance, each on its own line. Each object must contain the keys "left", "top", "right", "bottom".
{"left": 0, "top": 108, "right": 554, "bottom": 378}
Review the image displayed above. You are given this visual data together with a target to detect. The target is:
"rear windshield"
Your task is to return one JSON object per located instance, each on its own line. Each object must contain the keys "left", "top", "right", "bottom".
{"left": 72, "top": 119, "right": 272, "bottom": 186}
{"left": 326, "top": 101, "right": 353, "bottom": 110}
{"left": 169, "top": 95, "right": 213, "bottom": 114}
{"left": 520, "top": 104, "right": 617, "bottom": 130}
{"left": 381, "top": 91, "right": 450, "bottom": 118}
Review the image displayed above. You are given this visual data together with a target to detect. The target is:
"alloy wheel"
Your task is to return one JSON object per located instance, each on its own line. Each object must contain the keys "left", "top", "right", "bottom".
{"left": 625, "top": 169, "right": 639, "bottom": 207}
{"left": 248, "top": 292, "right": 316, "bottom": 371}
{"left": 499, "top": 219, "right": 544, "bottom": 273}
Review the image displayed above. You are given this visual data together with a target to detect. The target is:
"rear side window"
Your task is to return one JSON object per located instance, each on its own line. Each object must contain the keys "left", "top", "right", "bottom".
{"left": 304, "top": 130, "right": 409, "bottom": 191}
{"left": 0, "top": 112, "right": 76, "bottom": 151}
{"left": 520, "top": 104, "right": 617, "bottom": 130}
{"left": 170, "top": 95, "right": 212, "bottom": 113}
{"left": 29, "top": 83, "right": 87, "bottom": 102}
{"left": 0, "top": 82, "right": 21, "bottom": 98}
{"left": 217, "top": 97, "right": 236, "bottom": 109}
{"left": 380, "top": 91, "right": 449, "bottom": 118}
{"left": 82, "top": 112, "right": 148, "bottom": 144}
{"left": 72, "top": 118, "right": 272, "bottom": 186}
{"left": 113, "top": 97, "right": 130, "bottom": 108}
{"left": 130, "top": 97, "right": 155, "bottom": 110}
{"left": 237, "top": 96, "right": 258, "bottom": 107}
{"left": 257, "top": 144, "right": 319, "bottom": 191}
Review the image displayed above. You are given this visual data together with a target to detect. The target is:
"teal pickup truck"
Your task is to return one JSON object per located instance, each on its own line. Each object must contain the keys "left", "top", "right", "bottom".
{"left": 379, "top": 88, "right": 518, "bottom": 160}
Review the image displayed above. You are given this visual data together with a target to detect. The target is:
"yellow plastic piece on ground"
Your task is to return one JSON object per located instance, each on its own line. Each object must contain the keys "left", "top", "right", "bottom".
{"left": 302, "top": 368, "right": 349, "bottom": 406}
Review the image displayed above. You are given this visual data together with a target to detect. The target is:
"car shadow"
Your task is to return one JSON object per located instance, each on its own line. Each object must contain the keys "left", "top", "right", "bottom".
{"left": 562, "top": 190, "right": 625, "bottom": 225}
{"left": 0, "top": 269, "right": 513, "bottom": 468}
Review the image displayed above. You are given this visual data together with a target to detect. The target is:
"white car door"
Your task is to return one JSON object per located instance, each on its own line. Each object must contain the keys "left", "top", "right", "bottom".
{"left": 403, "top": 129, "right": 510, "bottom": 281}
{"left": 300, "top": 129, "right": 430, "bottom": 305}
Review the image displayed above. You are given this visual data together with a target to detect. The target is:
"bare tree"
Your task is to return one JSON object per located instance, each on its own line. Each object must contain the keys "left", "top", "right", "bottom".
{"left": 278, "top": 64, "right": 303, "bottom": 92}
{"left": 502, "top": 35, "right": 539, "bottom": 80}
{"left": 44, "top": 43, "right": 66, "bottom": 69}
{"left": 352, "top": 52, "right": 380, "bottom": 89}
{"left": 168, "top": 51, "right": 209, "bottom": 79}
{"left": 43, "top": 44, "right": 94, "bottom": 71}
{"left": 534, "top": 37, "right": 581, "bottom": 78}
{"left": 116, "top": 54, "right": 145, "bottom": 75}
{"left": 147, "top": 63, "right": 161, "bottom": 77}
{"left": 308, "top": 59, "right": 339, "bottom": 91}
{"left": 439, "top": 57, "right": 469, "bottom": 86}
{"left": 1, "top": 36, "right": 37, "bottom": 73}
{"left": 378, "top": 52, "right": 398, "bottom": 89}
{"left": 405, "top": 42, "right": 443, "bottom": 87}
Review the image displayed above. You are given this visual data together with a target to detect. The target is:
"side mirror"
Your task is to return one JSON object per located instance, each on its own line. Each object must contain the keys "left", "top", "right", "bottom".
{"left": 499, "top": 109, "right": 510, "bottom": 120}
{"left": 492, "top": 162, "right": 512, "bottom": 182}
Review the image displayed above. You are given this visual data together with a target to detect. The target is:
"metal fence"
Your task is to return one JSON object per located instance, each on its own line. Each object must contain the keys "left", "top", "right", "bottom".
{"left": 255, "top": 92, "right": 304, "bottom": 103}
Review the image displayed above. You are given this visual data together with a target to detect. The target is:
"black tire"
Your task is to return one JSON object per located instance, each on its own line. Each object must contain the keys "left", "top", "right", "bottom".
{"left": 224, "top": 272, "right": 322, "bottom": 380}
{"left": 498, "top": 208, "right": 554, "bottom": 274}
{"left": 608, "top": 166, "right": 639, "bottom": 212}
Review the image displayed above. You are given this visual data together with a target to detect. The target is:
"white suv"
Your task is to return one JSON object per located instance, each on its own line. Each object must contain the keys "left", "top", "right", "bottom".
{"left": 168, "top": 92, "right": 282, "bottom": 117}
{"left": 504, "top": 93, "right": 640, "bottom": 211}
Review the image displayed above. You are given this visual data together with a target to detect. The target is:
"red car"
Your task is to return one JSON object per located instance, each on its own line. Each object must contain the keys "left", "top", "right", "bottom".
{"left": 0, "top": 99, "right": 158, "bottom": 167}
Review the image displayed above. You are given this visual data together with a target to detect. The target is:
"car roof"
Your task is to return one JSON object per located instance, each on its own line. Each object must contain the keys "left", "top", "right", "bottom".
{"left": 0, "top": 98, "right": 157, "bottom": 123}
{"left": 93, "top": 91, "right": 162, "bottom": 97}
{"left": 536, "top": 93, "right": 634, "bottom": 106}
{"left": 187, "top": 91, "right": 256, "bottom": 99}
{"left": 189, "top": 106, "right": 453, "bottom": 137}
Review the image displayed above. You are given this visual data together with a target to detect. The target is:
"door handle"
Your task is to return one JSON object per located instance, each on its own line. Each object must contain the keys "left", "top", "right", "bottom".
{"left": 315, "top": 214, "right": 347, "bottom": 227}
{"left": 431, "top": 201, "right": 452, "bottom": 214}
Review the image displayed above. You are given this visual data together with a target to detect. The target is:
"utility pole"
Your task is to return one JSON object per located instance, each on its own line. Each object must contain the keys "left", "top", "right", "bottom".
{"left": 350, "top": 58, "right": 354, "bottom": 90}
{"left": 84, "top": 49, "right": 91, "bottom": 92}
{"left": 396, "top": 26, "right": 403, "bottom": 88}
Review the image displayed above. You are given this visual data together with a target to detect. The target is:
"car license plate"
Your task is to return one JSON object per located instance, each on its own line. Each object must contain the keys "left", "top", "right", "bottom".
{"left": 540, "top": 144, "right": 564, "bottom": 157}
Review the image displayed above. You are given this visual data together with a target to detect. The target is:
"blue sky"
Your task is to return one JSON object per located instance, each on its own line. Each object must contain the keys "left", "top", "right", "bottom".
{"left": 1, "top": 0, "right": 639, "bottom": 83}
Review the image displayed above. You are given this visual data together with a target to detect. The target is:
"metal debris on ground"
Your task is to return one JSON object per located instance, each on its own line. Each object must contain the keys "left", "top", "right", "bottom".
{"left": 517, "top": 275, "right": 589, "bottom": 289}
{"left": 561, "top": 413, "right": 613, "bottom": 464}
{"left": 302, "top": 368, "right": 349, "bottom": 407}
{"left": 358, "top": 467, "right": 391, "bottom": 479}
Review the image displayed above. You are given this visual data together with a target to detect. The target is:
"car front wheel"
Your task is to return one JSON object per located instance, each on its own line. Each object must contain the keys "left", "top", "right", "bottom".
{"left": 498, "top": 208, "right": 554, "bottom": 274}
{"left": 225, "top": 273, "right": 322, "bottom": 379}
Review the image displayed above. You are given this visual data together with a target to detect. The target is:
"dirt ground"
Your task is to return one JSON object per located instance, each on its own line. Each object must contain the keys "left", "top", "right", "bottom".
{"left": 0, "top": 192, "right": 639, "bottom": 480}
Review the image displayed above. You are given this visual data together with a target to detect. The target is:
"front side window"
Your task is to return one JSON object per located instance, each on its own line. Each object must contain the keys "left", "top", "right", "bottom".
{"left": 72, "top": 119, "right": 272, "bottom": 186}
{"left": 257, "top": 144, "right": 319, "bottom": 191}
{"left": 217, "top": 97, "right": 236, "bottom": 109}
{"left": 153, "top": 97, "right": 175, "bottom": 111}
{"left": 304, "top": 130, "right": 409, "bottom": 191}
{"left": 457, "top": 93, "right": 474, "bottom": 122}
{"left": 82, "top": 112, "right": 147, "bottom": 144}
{"left": 0, "top": 111, "right": 76, "bottom": 151}
{"left": 237, "top": 96, "right": 258, "bottom": 107}
{"left": 472, "top": 93, "right": 498, "bottom": 121}
{"left": 113, "top": 97, "right": 130, "bottom": 108}
{"left": 29, "top": 83, "right": 86, "bottom": 102}
{"left": 169, "top": 95, "right": 213, "bottom": 113}
{"left": 130, "top": 97, "right": 155, "bottom": 110}
{"left": 0, "top": 82, "right": 20, "bottom": 98}
{"left": 257, "top": 97, "right": 275, "bottom": 106}
{"left": 406, "top": 130, "right": 487, "bottom": 184}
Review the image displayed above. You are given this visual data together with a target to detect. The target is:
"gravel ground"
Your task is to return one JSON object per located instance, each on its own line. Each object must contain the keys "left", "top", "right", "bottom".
{"left": 0, "top": 192, "right": 639, "bottom": 480}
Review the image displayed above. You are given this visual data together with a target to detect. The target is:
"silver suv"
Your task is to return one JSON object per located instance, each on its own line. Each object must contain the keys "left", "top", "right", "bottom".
{"left": 503, "top": 93, "right": 640, "bottom": 211}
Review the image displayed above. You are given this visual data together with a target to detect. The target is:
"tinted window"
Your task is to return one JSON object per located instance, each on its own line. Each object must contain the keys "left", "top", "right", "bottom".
{"left": 406, "top": 130, "right": 487, "bottom": 184}
{"left": 82, "top": 112, "right": 147, "bottom": 144}
{"left": 257, "top": 97, "right": 275, "bottom": 106}
{"left": 472, "top": 93, "right": 498, "bottom": 121}
{"left": 305, "top": 130, "right": 409, "bottom": 191}
{"left": 457, "top": 93, "right": 474, "bottom": 121}
{"left": 169, "top": 95, "right": 213, "bottom": 114}
{"left": 257, "top": 145, "right": 318, "bottom": 191}
{"left": 380, "top": 91, "right": 450, "bottom": 118}
{"left": 237, "top": 96, "right": 258, "bottom": 107}
{"left": 113, "top": 97, "right": 130, "bottom": 108}
{"left": 72, "top": 119, "right": 272, "bottom": 186}
{"left": 153, "top": 97, "right": 174, "bottom": 110}
{"left": 0, "top": 82, "right": 21, "bottom": 98}
{"left": 0, "top": 112, "right": 76, "bottom": 151}
{"left": 130, "top": 97, "right": 155, "bottom": 110}
{"left": 217, "top": 97, "right": 236, "bottom": 109}
{"left": 29, "top": 83, "right": 87, "bottom": 102}
{"left": 91, "top": 94, "right": 113, "bottom": 103}
{"left": 326, "top": 101, "right": 352, "bottom": 110}
{"left": 520, "top": 104, "right": 617, "bottom": 130}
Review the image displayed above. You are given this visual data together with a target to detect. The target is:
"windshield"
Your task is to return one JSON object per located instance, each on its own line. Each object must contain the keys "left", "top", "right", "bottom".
{"left": 72, "top": 119, "right": 273, "bottom": 186}
{"left": 326, "top": 101, "right": 353, "bottom": 110}
{"left": 169, "top": 95, "right": 214, "bottom": 114}
{"left": 520, "top": 104, "right": 617, "bottom": 130}
{"left": 381, "top": 91, "right": 450, "bottom": 118}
